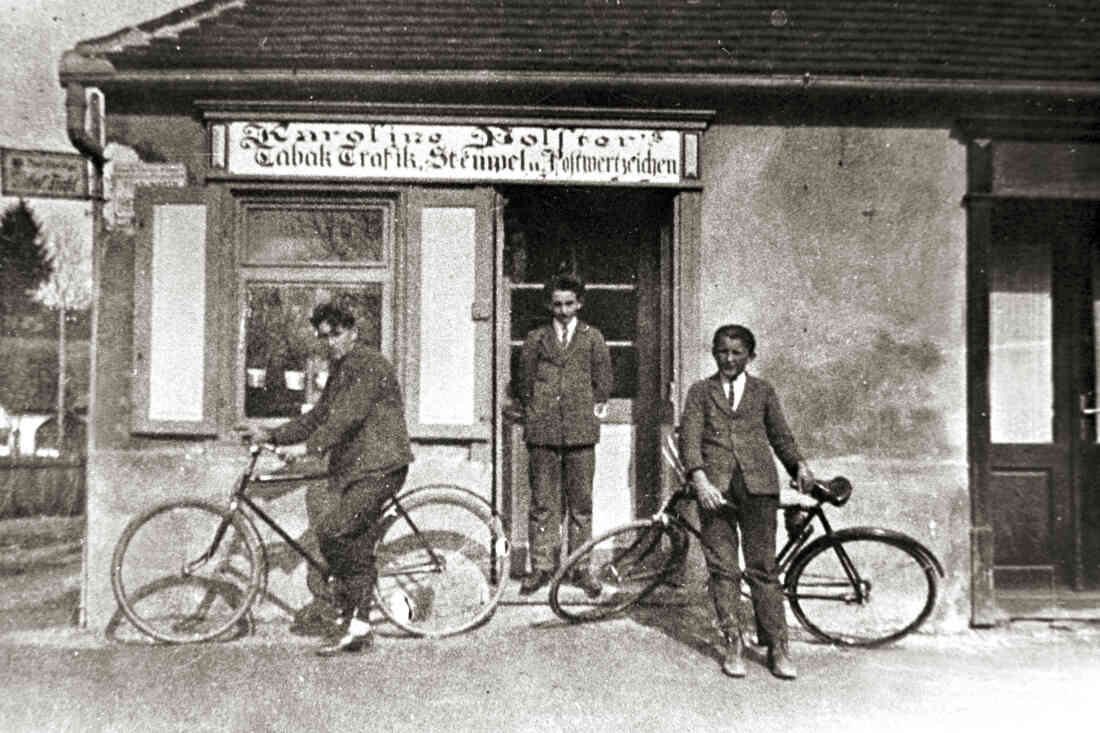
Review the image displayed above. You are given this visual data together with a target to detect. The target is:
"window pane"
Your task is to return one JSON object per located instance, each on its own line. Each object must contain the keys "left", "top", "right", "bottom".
{"left": 990, "top": 228, "right": 1052, "bottom": 443}
{"left": 245, "top": 206, "right": 385, "bottom": 263}
{"left": 502, "top": 187, "right": 645, "bottom": 284}
{"left": 244, "top": 283, "right": 381, "bottom": 419}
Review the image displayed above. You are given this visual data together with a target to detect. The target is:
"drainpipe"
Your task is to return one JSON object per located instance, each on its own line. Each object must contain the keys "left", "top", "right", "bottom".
{"left": 63, "top": 80, "right": 104, "bottom": 630}
{"left": 64, "top": 82, "right": 105, "bottom": 168}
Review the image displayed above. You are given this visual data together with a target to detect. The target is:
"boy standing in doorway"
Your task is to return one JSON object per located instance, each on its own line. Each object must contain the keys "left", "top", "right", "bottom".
{"left": 516, "top": 274, "right": 614, "bottom": 597}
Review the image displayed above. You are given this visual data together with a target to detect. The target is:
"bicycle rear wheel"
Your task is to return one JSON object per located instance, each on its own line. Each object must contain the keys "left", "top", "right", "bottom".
{"left": 373, "top": 486, "right": 509, "bottom": 637}
{"left": 549, "top": 520, "right": 686, "bottom": 623}
{"left": 111, "top": 500, "right": 265, "bottom": 643}
{"left": 786, "top": 533, "right": 938, "bottom": 647}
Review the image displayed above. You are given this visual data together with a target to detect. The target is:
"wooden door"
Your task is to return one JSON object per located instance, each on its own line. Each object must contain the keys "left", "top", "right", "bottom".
{"left": 985, "top": 199, "right": 1100, "bottom": 613}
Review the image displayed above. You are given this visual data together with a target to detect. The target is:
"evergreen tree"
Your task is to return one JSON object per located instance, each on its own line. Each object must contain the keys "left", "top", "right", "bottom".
{"left": 0, "top": 199, "right": 52, "bottom": 315}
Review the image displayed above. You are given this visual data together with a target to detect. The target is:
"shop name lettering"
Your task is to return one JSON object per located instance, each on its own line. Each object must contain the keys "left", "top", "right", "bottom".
{"left": 235, "top": 122, "right": 680, "bottom": 179}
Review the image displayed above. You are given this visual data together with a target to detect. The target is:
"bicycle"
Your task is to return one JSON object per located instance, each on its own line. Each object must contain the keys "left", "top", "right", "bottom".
{"left": 548, "top": 434, "right": 944, "bottom": 647}
{"left": 111, "top": 443, "right": 510, "bottom": 643}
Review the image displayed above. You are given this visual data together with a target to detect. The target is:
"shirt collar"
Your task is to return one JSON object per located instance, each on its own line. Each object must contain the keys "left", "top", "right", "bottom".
{"left": 555, "top": 318, "right": 578, "bottom": 340}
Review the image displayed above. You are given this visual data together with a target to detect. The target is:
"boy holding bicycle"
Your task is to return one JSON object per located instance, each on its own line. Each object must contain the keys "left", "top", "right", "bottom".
{"left": 679, "top": 324, "right": 814, "bottom": 680}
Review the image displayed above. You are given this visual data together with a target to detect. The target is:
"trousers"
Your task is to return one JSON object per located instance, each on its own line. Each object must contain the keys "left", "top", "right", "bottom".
{"left": 699, "top": 467, "right": 787, "bottom": 647}
{"left": 527, "top": 444, "right": 595, "bottom": 572}
{"left": 313, "top": 466, "right": 408, "bottom": 616}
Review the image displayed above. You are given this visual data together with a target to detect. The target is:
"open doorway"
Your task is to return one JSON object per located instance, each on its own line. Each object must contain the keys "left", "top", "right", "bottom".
{"left": 496, "top": 185, "right": 675, "bottom": 573}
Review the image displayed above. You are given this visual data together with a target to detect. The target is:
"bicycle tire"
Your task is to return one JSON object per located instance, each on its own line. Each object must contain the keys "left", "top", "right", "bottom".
{"left": 548, "top": 519, "right": 686, "bottom": 623}
{"left": 372, "top": 486, "right": 509, "bottom": 637}
{"left": 786, "top": 531, "right": 938, "bottom": 647}
{"left": 111, "top": 500, "right": 265, "bottom": 643}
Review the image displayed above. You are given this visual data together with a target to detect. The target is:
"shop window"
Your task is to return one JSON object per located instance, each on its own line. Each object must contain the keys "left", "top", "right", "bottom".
{"left": 238, "top": 195, "right": 394, "bottom": 424}
{"left": 243, "top": 283, "right": 383, "bottom": 419}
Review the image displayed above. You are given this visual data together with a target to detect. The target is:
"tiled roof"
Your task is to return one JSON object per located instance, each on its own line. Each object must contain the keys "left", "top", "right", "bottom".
{"left": 71, "top": 0, "right": 1100, "bottom": 85}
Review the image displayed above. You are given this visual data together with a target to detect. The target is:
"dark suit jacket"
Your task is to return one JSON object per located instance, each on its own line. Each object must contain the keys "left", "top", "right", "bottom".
{"left": 679, "top": 373, "right": 803, "bottom": 496}
{"left": 517, "top": 320, "right": 613, "bottom": 447}
{"left": 270, "top": 341, "right": 413, "bottom": 490}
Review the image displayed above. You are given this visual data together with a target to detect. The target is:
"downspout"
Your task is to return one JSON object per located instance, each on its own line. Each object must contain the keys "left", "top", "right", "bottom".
{"left": 65, "top": 82, "right": 105, "bottom": 168}
{"left": 63, "top": 79, "right": 103, "bottom": 629}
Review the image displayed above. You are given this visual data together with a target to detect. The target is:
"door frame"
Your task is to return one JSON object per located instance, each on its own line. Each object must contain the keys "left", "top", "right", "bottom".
{"left": 964, "top": 121, "right": 1100, "bottom": 624}
{"left": 492, "top": 186, "right": 703, "bottom": 575}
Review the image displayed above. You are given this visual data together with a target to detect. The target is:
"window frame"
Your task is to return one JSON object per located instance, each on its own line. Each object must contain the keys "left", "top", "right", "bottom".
{"left": 232, "top": 190, "right": 400, "bottom": 430}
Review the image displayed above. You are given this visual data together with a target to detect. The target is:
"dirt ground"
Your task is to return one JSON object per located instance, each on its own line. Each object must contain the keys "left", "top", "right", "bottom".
{"left": 2, "top": 516, "right": 1099, "bottom": 732}
{"left": 0, "top": 516, "right": 82, "bottom": 632}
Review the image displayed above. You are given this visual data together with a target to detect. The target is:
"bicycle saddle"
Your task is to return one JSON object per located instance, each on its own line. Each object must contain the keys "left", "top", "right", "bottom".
{"left": 810, "top": 476, "right": 853, "bottom": 507}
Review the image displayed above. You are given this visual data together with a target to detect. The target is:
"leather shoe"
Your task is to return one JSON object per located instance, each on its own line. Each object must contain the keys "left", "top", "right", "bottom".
{"left": 315, "top": 628, "right": 373, "bottom": 657}
{"left": 767, "top": 642, "right": 797, "bottom": 680}
{"left": 720, "top": 633, "right": 746, "bottom": 678}
{"left": 518, "top": 569, "right": 552, "bottom": 596}
{"left": 571, "top": 570, "right": 603, "bottom": 599}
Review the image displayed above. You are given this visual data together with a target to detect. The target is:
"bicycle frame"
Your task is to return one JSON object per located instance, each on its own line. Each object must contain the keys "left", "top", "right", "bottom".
{"left": 651, "top": 485, "right": 943, "bottom": 608}
{"left": 648, "top": 488, "right": 865, "bottom": 604}
{"left": 188, "top": 445, "right": 448, "bottom": 586}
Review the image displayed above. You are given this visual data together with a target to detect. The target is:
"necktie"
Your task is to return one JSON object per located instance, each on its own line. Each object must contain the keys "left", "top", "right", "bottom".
{"left": 728, "top": 381, "right": 737, "bottom": 410}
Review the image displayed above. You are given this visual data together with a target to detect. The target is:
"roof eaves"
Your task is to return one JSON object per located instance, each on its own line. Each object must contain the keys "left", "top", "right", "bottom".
{"left": 52, "top": 67, "right": 1100, "bottom": 101}
{"left": 60, "top": 0, "right": 247, "bottom": 77}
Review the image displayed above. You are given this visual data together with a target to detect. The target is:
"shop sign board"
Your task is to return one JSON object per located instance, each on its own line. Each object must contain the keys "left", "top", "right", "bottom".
{"left": 216, "top": 121, "right": 695, "bottom": 184}
{"left": 1, "top": 148, "right": 89, "bottom": 199}
{"left": 105, "top": 161, "right": 189, "bottom": 229}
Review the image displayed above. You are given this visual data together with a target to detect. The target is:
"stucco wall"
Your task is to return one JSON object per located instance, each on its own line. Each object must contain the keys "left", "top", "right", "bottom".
{"left": 697, "top": 125, "right": 970, "bottom": 631}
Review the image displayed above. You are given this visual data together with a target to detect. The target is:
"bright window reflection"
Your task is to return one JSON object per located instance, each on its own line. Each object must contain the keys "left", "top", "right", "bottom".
{"left": 990, "top": 235, "right": 1052, "bottom": 444}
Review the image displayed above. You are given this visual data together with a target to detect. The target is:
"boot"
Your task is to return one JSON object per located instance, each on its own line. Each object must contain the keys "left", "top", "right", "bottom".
{"left": 767, "top": 640, "right": 797, "bottom": 680}
{"left": 316, "top": 611, "right": 373, "bottom": 657}
{"left": 720, "top": 632, "right": 746, "bottom": 678}
{"left": 571, "top": 569, "right": 603, "bottom": 599}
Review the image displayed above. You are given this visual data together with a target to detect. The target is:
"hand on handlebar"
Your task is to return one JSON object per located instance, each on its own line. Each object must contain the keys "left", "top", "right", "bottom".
{"left": 691, "top": 471, "right": 727, "bottom": 512}
{"left": 795, "top": 462, "right": 816, "bottom": 493}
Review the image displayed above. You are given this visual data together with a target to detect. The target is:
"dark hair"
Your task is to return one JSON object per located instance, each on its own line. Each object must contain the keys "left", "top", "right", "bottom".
{"left": 712, "top": 324, "right": 756, "bottom": 355}
{"left": 310, "top": 303, "right": 356, "bottom": 331}
{"left": 544, "top": 273, "right": 585, "bottom": 300}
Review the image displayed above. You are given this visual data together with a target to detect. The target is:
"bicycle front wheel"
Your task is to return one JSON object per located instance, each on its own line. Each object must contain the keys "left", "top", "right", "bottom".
{"left": 786, "top": 533, "right": 938, "bottom": 647}
{"left": 373, "top": 486, "right": 509, "bottom": 637}
{"left": 549, "top": 520, "right": 686, "bottom": 623}
{"left": 111, "top": 500, "right": 265, "bottom": 643}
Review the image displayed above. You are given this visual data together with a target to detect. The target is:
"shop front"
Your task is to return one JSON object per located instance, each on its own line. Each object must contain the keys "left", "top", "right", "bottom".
{"left": 59, "top": 1, "right": 1100, "bottom": 633}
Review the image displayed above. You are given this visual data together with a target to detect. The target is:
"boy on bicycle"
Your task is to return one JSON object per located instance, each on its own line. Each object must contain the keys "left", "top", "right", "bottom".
{"left": 679, "top": 324, "right": 814, "bottom": 679}
{"left": 256, "top": 303, "right": 414, "bottom": 656}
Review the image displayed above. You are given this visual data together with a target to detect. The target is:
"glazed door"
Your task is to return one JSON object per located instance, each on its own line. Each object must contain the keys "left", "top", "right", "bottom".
{"left": 987, "top": 200, "right": 1100, "bottom": 607}
{"left": 496, "top": 186, "right": 675, "bottom": 574}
